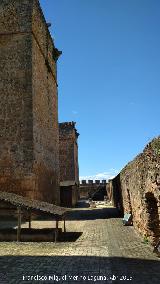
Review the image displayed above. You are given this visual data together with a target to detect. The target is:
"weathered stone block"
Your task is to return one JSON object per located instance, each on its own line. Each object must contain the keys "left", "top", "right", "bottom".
{"left": 109, "top": 137, "right": 160, "bottom": 245}
{"left": 0, "top": 0, "right": 61, "bottom": 204}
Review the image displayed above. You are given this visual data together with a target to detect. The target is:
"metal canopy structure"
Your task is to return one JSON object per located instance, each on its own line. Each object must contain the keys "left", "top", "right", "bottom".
{"left": 0, "top": 191, "right": 70, "bottom": 242}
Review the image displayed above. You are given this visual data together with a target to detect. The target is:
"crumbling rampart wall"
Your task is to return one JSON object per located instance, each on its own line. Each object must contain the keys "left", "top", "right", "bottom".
{"left": 110, "top": 137, "right": 160, "bottom": 244}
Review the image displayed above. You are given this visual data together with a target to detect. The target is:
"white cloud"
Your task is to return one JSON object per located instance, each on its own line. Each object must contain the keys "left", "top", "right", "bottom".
{"left": 72, "top": 110, "right": 78, "bottom": 115}
{"left": 129, "top": 102, "right": 135, "bottom": 106}
{"left": 80, "top": 169, "right": 119, "bottom": 182}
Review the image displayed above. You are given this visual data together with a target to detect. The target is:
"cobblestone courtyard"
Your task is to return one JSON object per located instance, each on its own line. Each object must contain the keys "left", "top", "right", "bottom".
{"left": 0, "top": 201, "right": 159, "bottom": 284}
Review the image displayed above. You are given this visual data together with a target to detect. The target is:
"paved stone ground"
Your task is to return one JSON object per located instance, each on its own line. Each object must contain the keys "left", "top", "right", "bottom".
{"left": 0, "top": 200, "right": 159, "bottom": 284}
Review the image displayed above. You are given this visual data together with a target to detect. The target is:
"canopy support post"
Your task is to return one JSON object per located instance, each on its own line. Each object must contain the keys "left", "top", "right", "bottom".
{"left": 55, "top": 219, "right": 59, "bottom": 243}
{"left": 29, "top": 211, "right": 31, "bottom": 229}
{"left": 17, "top": 206, "right": 21, "bottom": 242}
{"left": 63, "top": 216, "right": 66, "bottom": 233}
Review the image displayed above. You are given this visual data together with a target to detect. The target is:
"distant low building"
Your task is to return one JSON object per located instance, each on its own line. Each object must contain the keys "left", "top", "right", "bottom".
{"left": 59, "top": 122, "right": 79, "bottom": 207}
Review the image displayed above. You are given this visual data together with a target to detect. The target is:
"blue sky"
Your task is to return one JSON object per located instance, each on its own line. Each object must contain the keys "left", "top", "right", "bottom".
{"left": 40, "top": 0, "right": 160, "bottom": 180}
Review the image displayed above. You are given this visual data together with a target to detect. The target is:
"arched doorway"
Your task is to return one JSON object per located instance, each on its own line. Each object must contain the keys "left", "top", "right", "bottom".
{"left": 145, "top": 192, "right": 160, "bottom": 244}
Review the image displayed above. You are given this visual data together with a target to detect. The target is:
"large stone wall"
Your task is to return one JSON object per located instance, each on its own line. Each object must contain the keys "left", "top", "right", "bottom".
{"left": 0, "top": 0, "right": 61, "bottom": 204}
{"left": 59, "top": 122, "right": 79, "bottom": 207}
{"left": 59, "top": 122, "right": 79, "bottom": 184}
{"left": 109, "top": 137, "right": 160, "bottom": 245}
{"left": 0, "top": 0, "right": 33, "bottom": 196}
{"left": 32, "top": 0, "right": 60, "bottom": 203}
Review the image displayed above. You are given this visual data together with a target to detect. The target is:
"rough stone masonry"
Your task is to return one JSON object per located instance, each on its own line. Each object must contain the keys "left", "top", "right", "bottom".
{"left": 0, "top": 0, "right": 61, "bottom": 204}
{"left": 59, "top": 122, "right": 79, "bottom": 207}
{"left": 108, "top": 137, "right": 160, "bottom": 245}
{"left": 59, "top": 122, "right": 79, "bottom": 185}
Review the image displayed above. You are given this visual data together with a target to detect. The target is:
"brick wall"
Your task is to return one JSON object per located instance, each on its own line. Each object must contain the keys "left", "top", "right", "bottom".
{"left": 109, "top": 137, "right": 160, "bottom": 244}
{"left": 0, "top": 0, "right": 61, "bottom": 204}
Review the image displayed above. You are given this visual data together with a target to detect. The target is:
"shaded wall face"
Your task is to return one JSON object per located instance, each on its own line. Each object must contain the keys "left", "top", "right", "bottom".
{"left": 59, "top": 128, "right": 79, "bottom": 183}
{"left": 0, "top": 0, "right": 60, "bottom": 204}
{"left": 59, "top": 138, "right": 75, "bottom": 181}
{"left": 111, "top": 138, "right": 160, "bottom": 244}
{"left": 74, "top": 141, "right": 79, "bottom": 184}
{"left": 60, "top": 186, "right": 72, "bottom": 207}
{"left": 32, "top": 1, "right": 60, "bottom": 204}
{"left": 60, "top": 186, "right": 79, "bottom": 207}
{"left": 0, "top": 0, "right": 34, "bottom": 197}
{"left": 79, "top": 185, "right": 95, "bottom": 199}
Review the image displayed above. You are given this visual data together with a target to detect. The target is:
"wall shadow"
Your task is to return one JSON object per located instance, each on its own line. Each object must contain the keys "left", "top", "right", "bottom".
{"left": 66, "top": 207, "right": 121, "bottom": 221}
{"left": 0, "top": 255, "right": 159, "bottom": 283}
{"left": 75, "top": 200, "right": 90, "bottom": 208}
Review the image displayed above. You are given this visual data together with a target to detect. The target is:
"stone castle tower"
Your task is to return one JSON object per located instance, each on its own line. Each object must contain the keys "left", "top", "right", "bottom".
{"left": 0, "top": 0, "right": 61, "bottom": 204}
{"left": 59, "top": 122, "right": 79, "bottom": 207}
{"left": 59, "top": 122, "right": 79, "bottom": 185}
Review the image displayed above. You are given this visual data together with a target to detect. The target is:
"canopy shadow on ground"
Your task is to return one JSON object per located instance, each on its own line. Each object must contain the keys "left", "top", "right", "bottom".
{"left": 0, "top": 228, "right": 82, "bottom": 242}
{"left": 0, "top": 256, "right": 159, "bottom": 283}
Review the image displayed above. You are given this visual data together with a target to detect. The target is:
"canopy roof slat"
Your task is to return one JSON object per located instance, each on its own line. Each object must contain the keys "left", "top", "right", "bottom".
{"left": 0, "top": 191, "right": 70, "bottom": 216}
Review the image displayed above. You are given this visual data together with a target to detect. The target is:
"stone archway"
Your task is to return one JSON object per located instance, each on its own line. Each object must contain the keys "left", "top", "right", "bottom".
{"left": 145, "top": 192, "right": 160, "bottom": 244}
